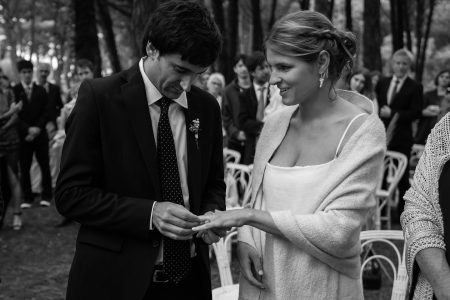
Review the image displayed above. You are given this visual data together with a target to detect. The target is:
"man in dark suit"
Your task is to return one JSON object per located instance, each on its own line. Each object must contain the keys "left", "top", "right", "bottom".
{"left": 55, "top": 2, "right": 225, "bottom": 299}
{"left": 37, "top": 62, "right": 63, "bottom": 134}
{"left": 222, "top": 54, "right": 251, "bottom": 160}
{"left": 13, "top": 60, "right": 53, "bottom": 208}
{"left": 238, "top": 51, "right": 271, "bottom": 164}
{"left": 376, "top": 49, "right": 423, "bottom": 220}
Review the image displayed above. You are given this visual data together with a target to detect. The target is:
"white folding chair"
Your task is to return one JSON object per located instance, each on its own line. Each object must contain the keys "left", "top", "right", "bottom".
{"left": 223, "top": 148, "right": 241, "bottom": 164}
{"left": 212, "top": 231, "right": 239, "bottom": 300}
{"left": 360, "top": 230, "right": 408, "bottom": 300}
{"left": 375, "top": 151, "right": 408, "bottom": 229}
{"left": 225, "top": 163, "right": 253, "bottom": 207}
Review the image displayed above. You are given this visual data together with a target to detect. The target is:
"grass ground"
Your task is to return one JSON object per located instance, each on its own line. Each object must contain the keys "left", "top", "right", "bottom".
{"left": 0, "top": 204, "right": 401, "bottom": 300}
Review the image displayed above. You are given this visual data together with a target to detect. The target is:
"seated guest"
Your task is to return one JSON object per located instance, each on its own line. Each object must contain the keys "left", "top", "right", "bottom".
{"left": 401, "top": 112, "right": 450, "bottom": 300}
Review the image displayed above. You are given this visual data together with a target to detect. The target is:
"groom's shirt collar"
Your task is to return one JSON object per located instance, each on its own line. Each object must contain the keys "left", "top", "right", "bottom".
{"left": 138, "top": 58, "right": 188, "bottom": 109}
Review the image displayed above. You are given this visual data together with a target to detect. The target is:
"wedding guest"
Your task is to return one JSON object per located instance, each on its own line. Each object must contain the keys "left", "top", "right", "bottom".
{"left": 238, "top": 51, "right": 271, "bottom": 164}
{"left": 375, "top": 49, "right": 423, "bottom": 221}
{"left": 206, "top": 72, "right": 226, "bottom": 109}
{"left": 350, "top": 69, "right": 378, "bottom": 112}
{"left": 401, "top": 113, "right": 450, "bottom": 300}
{"left": 222, "top": 54, "right": 251, "bottom": 160}
{"left": 194, "top": 10, "right": 385, "bottom": 299}
{"left": 55, "top": 1, "right": 225, "bottom": 299}
{"left": 37, "top": 62, "right": 63, "bottom": 135}
{"left": 415, "top": 69, "right": 450, "bottom": 145}
{"left": 0, "top": 74, "right": 22, "bottom": 230}
{"left": 12, "top": 60, "right": 53, "bottom": 209}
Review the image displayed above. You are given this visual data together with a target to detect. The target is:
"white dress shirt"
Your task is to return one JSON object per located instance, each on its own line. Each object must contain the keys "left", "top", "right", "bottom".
{"left": 139, "top": 58, "right": 194, "bottom": 262}
{"left": 387, "top": 75, "right": 407, "bottom": 105}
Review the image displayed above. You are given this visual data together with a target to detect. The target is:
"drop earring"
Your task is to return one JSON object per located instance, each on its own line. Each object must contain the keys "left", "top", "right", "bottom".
{"left": 319, "top": 69, "right": 328, "bottom": 88}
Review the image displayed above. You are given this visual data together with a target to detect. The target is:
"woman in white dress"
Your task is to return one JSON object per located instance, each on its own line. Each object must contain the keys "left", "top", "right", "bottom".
{"left": 194, "top": 10, "right": 386, "bottom": 300}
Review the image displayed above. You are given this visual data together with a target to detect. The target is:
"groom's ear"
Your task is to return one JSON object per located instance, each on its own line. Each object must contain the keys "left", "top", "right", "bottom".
{"left": 146, "top": 42, "right": 159, "bottom": 60}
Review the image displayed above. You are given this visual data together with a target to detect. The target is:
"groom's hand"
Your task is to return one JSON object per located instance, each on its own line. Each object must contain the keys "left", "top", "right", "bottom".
{"left": 152, "top": 202, "right": 202, "bottom": 240}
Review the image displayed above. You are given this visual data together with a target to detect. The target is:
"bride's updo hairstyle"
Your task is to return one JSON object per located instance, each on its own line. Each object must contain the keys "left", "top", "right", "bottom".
{"left": 265, "top": 10, "right": 357, "bottom": 85}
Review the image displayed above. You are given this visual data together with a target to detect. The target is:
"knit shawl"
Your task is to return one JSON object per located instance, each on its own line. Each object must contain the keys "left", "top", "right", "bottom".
{"left": 401, "top": 113, "right": 450, "bottom": 300}
{"left": 237, "top": 90, "right": 386, "bottom": 299}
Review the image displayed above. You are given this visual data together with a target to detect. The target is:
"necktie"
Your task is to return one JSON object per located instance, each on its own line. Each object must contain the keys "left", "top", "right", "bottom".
{"left": 25, "top": 85, "right": 32, "bottom": 100}
{"left": 157, "top": 97, "right": 191, "bottom": 284}
{"left": 388, "top": 79, "right": 399, "bottom": 105}
{"left": 256, "top": 86, "right": 266, "bottom": 121}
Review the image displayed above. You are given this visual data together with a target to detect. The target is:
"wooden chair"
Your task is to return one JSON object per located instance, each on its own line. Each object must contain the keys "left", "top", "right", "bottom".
{"left": 375, "top": 151, "right": 408, "bottom": 229}
{"left": 223, "top": 148, "right": 241, "bottom": 164}
{"left": 212, "top": 231, "right": 239, "bottom": 300}
{"left": 225, "top": 163, "right": 253, "bottom": 207}
{"left": 360, "top": 230, "right": 408, "bottom": 300}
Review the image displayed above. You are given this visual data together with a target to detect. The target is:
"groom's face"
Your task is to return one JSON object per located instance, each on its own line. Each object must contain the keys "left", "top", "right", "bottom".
{"left": 145, "top": 52, "right": 208, "bottom": 99}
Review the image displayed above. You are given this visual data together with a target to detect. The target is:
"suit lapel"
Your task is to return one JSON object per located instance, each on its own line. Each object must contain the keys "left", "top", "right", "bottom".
{"left": 184, "top": 95, "right": 202, "bottom": 214}
{"left": 121, "top": 64, "right": 161, "bottom": 197}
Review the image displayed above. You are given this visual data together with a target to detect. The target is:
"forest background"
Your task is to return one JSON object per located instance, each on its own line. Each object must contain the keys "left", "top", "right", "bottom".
{"left": 0, "top": 0, "right": 449, "bottom": 93}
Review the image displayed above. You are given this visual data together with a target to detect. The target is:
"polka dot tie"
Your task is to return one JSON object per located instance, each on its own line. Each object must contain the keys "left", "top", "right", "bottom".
{"left": 157, "top": 97, "right": 191, "bottom": 285}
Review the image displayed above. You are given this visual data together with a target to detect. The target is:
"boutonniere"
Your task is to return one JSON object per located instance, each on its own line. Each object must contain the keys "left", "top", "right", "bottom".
{"left": 189, "top": 118, "right": 201, "bottom": 149}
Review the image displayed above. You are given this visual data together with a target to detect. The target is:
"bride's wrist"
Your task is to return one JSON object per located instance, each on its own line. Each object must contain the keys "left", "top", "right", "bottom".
{"left": 243, "top": 208, "right": 255, "bottom": 226}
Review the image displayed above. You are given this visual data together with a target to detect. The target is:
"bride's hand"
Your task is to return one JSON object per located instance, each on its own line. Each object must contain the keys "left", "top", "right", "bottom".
{"left": 192, "top": 209, "right": 251, "bottom": 231}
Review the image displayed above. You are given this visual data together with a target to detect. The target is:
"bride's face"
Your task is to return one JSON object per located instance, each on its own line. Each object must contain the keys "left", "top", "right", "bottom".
{"left": 266, "top": 48, "right": 318, "bottom": 106}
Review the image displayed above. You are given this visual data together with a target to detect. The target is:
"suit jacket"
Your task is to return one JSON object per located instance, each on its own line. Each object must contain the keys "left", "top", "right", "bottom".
{"left": 238, "top": 87, "right": 264, "bottom": 164}
{"left": 12, "top": 83, "right": 50, "bottom": 138}
{"left": 55, "top": 64, "right": 226, "bottom": 300}
{"left": 376, "top": 76, "right": 423, "bottom": 148}
{"left": 45, "top": 82, "right": 63, "bottom": 126}
{"left": 222, "top": 79, "right": 248, "bottom": 147}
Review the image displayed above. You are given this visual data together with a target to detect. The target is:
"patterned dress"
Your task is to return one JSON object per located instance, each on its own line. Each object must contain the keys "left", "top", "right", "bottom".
{"left": 0, "top": 88, "right": 20, "bottom": 156}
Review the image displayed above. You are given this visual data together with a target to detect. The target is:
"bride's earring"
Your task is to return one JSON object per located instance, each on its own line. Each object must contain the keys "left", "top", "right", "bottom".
{"left": 319, "top": 69, "right": 328, "bottom": 88}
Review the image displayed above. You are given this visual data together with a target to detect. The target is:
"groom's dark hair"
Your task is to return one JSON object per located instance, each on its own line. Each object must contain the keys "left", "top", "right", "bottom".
{"left": 142, "top": 0, "right": 222, "bottom": 67}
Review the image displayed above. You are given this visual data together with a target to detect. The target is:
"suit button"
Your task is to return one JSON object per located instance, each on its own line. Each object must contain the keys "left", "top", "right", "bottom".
{"left": 152, "top": 240, "right": 160, "bottom": 248}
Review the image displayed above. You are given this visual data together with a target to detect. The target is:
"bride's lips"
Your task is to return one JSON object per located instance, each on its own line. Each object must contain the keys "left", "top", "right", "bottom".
{"left": 279, "top": 87, "right": 289, "bottom": 95}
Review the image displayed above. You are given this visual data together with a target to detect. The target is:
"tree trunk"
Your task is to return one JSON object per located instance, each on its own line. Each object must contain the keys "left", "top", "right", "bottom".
{"left": 227, "top": 0, "right": 239, "bottom": 82}
{"left": 251, "top": 0, "right": 263, "bottom": 51}
{"left": 73, "top": 0, "right": 102, "bottom": 77}
{"left": 390, "top": 0, "right": 404, "bottom": 51}
{"left": 315, "top": 0, "right": 334, "bottom": 20}
{"left": 268, "top": 0, "right": 277, "bottom": 31}
{"left": 96, "top": 0, "right": 121, "bottom": 73}
{"left": 211, "top": 1, "right": 229, "bottom": 78}
{"left": 29, "top": 0, "right": 36, "bottom": 61}
{"left": 298, "top": 0, "right": 309, "bottom": 10}
{"left": 131, "top": 0, "right": 159, "bottom": 58}
{"left": 416, "top": 0, "right": 436, "bottom": 82}
{"left": 404, "top": 0, "right": 412, "bottom": 50}
{"left": 345, "top": 0, "right": 352, "bottom": 31}
{"left": 363, "top": 0, "right": 382, "bottom": 71}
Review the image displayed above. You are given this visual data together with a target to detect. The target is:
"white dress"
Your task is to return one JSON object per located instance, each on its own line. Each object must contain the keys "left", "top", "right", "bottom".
{"left": 257, "top": 113, "right": 366, "bottom": 300}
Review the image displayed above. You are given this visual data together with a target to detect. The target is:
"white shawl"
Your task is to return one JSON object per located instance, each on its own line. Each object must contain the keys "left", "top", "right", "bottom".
{"left": 237, "top": 90, "right": 386, "bottom": 299}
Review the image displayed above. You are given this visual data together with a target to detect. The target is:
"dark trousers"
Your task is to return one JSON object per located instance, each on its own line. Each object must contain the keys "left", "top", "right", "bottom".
{"left": 388, "top": 143, "right": 412, "bottom": 218}
{"left": 19, "top": 133, "right": 52, "bottom": 202}
{"left": 143, "top": 256, "right": 211, "bottom": 300}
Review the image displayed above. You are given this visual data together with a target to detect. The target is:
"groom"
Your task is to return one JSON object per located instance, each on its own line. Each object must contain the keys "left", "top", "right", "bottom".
{"left": 55, "top": 2, "right": 225, "bottom": 299}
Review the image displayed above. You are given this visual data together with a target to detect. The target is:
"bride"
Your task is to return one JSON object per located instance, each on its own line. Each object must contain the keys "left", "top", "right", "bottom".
{"left": 193, "top": 10, "right": 385, "bottom": 300}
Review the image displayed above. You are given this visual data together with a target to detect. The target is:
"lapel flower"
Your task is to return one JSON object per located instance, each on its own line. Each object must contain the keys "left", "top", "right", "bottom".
{"left": 189, "top": 118, "right": 201, "bottom": 149}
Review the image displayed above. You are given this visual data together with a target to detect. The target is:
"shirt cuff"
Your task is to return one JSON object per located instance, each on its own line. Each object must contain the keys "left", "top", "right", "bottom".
{"left": 149, "top": 201, "right": 157, "bottom": 230}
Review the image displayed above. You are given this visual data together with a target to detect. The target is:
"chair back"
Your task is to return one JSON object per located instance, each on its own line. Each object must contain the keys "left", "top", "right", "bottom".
{"left": 360, "top": 230, "right": 408, "bottom": 300}
{"left": 225, "top": 163, "right": 253, "bottom": 206}
{"left": 379, "top": 151, "right": 408, "bottom": 199}
{"left": 224, "top": 148, "right": 241, "bottom": 164}
{"left": 212, "top": 231, "right": 237, "bottom": 287}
